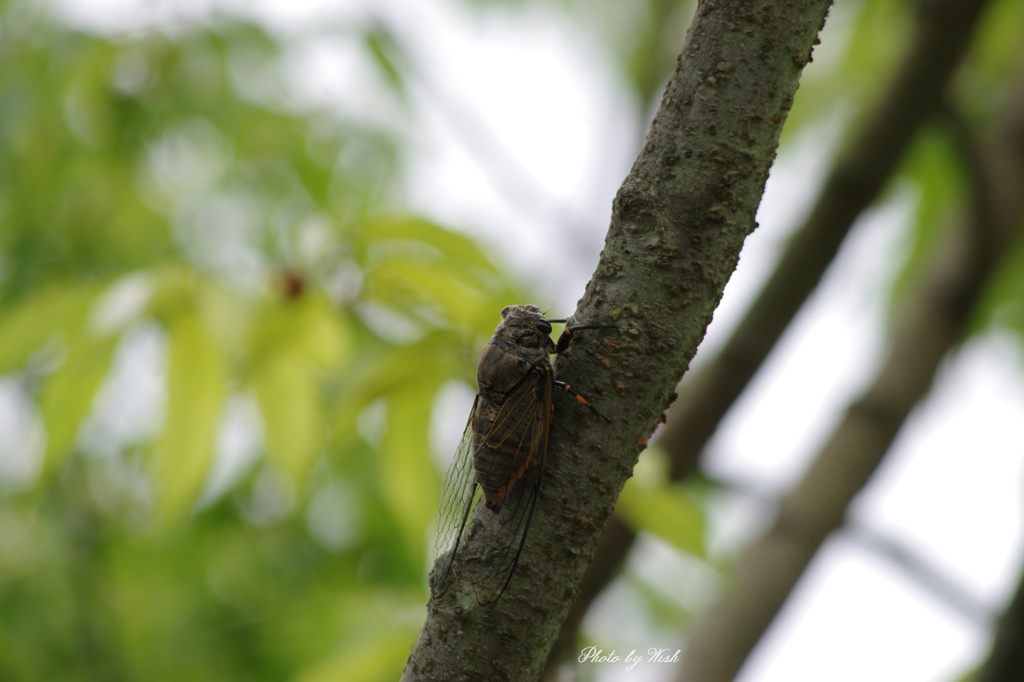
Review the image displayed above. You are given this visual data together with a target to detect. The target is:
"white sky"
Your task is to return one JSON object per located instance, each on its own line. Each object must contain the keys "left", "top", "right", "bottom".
{"left": 39, "top": 1, "right": 1024, "bottom": 680}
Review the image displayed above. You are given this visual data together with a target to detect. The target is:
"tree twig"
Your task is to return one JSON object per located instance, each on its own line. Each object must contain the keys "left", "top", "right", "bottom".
{"left": 844, "top": 523, "right": 992, "bottom": 627}
{"left": 974, "top": 559, "right": 1024, "bottom": 682}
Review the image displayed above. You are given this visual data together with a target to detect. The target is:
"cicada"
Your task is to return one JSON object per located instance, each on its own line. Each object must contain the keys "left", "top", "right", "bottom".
{"left": 433, "top": 304, "right": 607, "bottom": 604}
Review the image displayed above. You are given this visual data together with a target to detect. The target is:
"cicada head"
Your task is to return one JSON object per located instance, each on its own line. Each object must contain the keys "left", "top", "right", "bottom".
{"left": 495, "top": 304, "right": 557, "bottom": 353}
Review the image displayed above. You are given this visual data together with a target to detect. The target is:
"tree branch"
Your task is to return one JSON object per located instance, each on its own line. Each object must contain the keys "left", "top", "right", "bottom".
{"left": 544, "top": 0, "right": 993, "bottom": 672}
{"left": 844, "top": 523, "right": 992, "bottom": 627}
{"left": 403, "top": 0, "right": 832, "bottom": 678}
{"left": 657, "top": 0, "right": 992, "bottom": 479}
{"left": 975, "top": 559, "right": 1024, "bottom": 682}
{"left": 675, "top": 59, "right": 1024, "bottom": 682}
{"left": 965, "top": 61, "right": 1024, "bottom": 682}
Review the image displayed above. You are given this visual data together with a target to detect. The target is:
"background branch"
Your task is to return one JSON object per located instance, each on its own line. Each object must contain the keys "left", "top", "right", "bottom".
{"left": 975, "top": 560, "right": 1024, "bottom": 682}
{"left": 844, "top": 523, "right": 992, "bottom": 627}
{"left": 675, "top": 60, "right": 1024, "bottom": 682}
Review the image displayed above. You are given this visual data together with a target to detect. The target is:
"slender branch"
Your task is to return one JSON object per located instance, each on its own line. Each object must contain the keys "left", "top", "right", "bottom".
{"left": 544, "top": 0, "right": 993, "bottom": 672}
{"left": 975, "top": 560, "right": 1024, "bottom": 682}
{"left": 844, "top": 524, "right": 992, "bottom": 627}
{"left": 675, "top": 61, "right": 1024, "bottom": 682}
{"left": 938, "top": 99, "right": 1001, "bottom": 272}
{"left": 403, "top": 0, "right": 832, "bottom": 678}
{"left": 966, "top": 61, "right": 1024, "bottom": 682}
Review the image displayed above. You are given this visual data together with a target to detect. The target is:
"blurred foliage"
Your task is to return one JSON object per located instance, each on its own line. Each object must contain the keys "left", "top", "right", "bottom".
{"left": 615, "top": 447, "right": 705, "bottom": 559}
{"left": 0, "top": 2, "right": 518, "bottom": 679}
{"left": 2, "top": 0, "right": 1024, "bottom": 679}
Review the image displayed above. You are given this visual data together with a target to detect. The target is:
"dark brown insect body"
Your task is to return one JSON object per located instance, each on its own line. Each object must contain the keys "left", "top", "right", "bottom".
{"left": 433, "top": 304, "right": 604, "bottom": 604}
{"left": 472, "top": 306, "right": 557, "bottom": 511}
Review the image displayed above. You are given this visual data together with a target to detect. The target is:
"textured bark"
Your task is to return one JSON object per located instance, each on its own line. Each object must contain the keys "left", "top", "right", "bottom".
{"left": 403, "top": 0, "right": 831, "bottom": 679}
{"left": 675, "top": 63, "right": 1024, "bottom": 682}
{"left": 545, "top": 0, "right": 992, "bottom": 672}
{"left": 656, "top": 0, "right": 993, "bottom": 480}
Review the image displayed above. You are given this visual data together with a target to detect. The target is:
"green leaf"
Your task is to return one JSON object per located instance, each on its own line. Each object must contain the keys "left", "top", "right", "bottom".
{"left": 370, "top": 258, "right": 481, "bottom": 308}
{"left": 289, "top": 293, "right": 352, "bottom": 370}
{"left": 152, "top": 310, "right": 225, "bottom": 526}
{"left": 252, "top": 353, "right": 321, "bottom": 486}
{"left": 247, "top": 291, "right": 351, "bottom": 371}
{"left": 329, "top": 332, "right": 463, "bottom": 440}
{"left": 293, "top": 627, "right": 416, "bottom": 682}
{"left": 364, "top": 22, "right": 407, "bottom": 94}
{"left": 365, "top": 216, "right": 499, "bottom": 273}
{"left": 616, "top": 448, "right": 706, "bottom": 557}
{"left": 380, "top": 378, "right": 443, "bottom": 559}
{"left": 840, "top": 0, "right": 911, "bottom": 90}
{"left": 38, "top": 335, "right": 118, "bottom": 475}
{"left": 0, "top": 284, "right": 101, "bottom": 374}
{"left": 972, "top": 235, "right": 1024, "bottom": 340}
{"left": 359, "top": 216, "right": 523, "bottom": 332}
{"left": 245, "top": 292, "right": 350, "bottom": 485}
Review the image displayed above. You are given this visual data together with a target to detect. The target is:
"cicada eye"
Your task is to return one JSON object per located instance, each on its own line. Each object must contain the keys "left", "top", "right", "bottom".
{"left": 501, "top": 306, "right": 511, "bottom": 318}
{"left": 537, "top": 319, "right": 552, "bottom": 335}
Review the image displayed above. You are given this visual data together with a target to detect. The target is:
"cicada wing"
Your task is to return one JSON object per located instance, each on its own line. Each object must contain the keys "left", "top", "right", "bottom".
{"left": 471, "top": 368, "right": 554, "bottom": 604}
{"left": 432, "top": 396, "right": 480, "bottom": 591}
